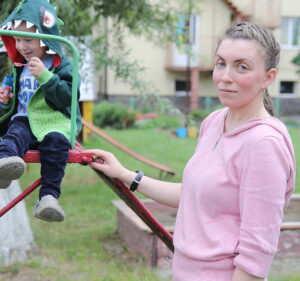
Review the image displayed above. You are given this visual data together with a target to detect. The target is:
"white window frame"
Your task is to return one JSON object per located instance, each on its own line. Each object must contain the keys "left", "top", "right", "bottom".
{"left": 281, "top": 17, "right": 300, "bottom": 49}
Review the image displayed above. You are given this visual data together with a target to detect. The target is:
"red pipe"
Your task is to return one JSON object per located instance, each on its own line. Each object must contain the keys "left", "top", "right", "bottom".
{"left": 76, "top": 142, "right": 174, "bottom": 252}
{"left": 0, "top": 178, "right": 41, "bottom": 217}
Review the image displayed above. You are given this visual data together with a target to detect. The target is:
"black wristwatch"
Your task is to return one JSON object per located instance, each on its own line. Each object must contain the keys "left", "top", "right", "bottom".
{"left": 130, "top": 170, "right": 144, "bottom": 192}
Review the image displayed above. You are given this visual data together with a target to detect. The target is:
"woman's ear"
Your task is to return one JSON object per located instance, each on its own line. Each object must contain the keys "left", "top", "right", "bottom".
{"left": 263, "top": 68, "right": 277, "bottom": 88}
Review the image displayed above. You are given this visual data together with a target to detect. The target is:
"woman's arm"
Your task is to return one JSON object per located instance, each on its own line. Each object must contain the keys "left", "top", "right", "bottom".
{"left": 88, "top": 149, "right": 181, "bottom": 208}
{"left": 232, "top": 267, "right": 264, "bottom": 281}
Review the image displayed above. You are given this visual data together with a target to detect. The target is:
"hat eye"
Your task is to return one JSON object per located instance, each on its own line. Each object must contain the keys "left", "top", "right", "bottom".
{"left": 43, "top": 10, "right": 56, "bottom": 28}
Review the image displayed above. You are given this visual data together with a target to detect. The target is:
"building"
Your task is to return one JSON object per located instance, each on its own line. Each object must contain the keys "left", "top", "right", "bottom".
{"left": 96, "top": 0, "right": 300, "bottom": 115}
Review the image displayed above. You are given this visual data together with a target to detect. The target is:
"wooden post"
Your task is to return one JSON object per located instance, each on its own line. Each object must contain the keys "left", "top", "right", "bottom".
{"left": 191, "top": 68, "right": 199, "bottom": 110}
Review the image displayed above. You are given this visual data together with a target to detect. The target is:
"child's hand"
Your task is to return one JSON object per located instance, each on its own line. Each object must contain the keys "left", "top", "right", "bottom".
{"left": 29, "top": 57, "right": 45, "bottom": 78}
{"left": 0, "top": 87, "right": 13, "bottom": 104}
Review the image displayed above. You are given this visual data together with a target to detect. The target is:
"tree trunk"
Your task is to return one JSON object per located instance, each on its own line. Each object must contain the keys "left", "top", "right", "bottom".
{"left": 0, "top": 180, "right": 35, "bottom": 266}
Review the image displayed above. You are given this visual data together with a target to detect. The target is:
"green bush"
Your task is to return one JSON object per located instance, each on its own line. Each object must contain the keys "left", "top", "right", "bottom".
{"left": 93, "top": 101, "right": 136, "bottom": 129}
{"left": 284, "top": 120, "right": 300, "bottom": 129}
{"left": 136, "top": 114, "right": 182, "bottom": 129}
{"left": 187, "top": 109, "right": 210, "bottom": 122}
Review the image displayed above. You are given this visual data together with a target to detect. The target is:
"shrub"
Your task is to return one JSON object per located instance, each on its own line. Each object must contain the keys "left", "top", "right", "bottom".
{"left": 136, "top": 114, "right": 182, "bottom": 129}
{"left": 93, "top": 101, "right": 136, "bottom": 129}
{"left": 188, "top": 109, "right": 210, "bottom": 122}
{"left": 284, "top": 120, "right": 300, "bottom": 129}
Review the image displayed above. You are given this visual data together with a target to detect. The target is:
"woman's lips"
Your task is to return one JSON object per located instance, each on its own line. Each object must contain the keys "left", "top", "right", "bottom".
{"left": 218, "top": 89, "right": 237, "bottom": 94}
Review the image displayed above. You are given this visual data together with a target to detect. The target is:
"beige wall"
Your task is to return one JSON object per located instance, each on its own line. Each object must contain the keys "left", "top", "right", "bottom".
{"left": 105, "top": 0, "right": 232, "bottom": 98}
{"left": 275, "top": 0, "right": 300, "bottom": 97}
{"left": 99, "top": 0, "right": 300, "bottom": 100}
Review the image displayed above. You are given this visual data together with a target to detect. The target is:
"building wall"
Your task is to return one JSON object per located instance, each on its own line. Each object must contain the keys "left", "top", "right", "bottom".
{"left": 104, "top": 0, "right": 232, "bottom": 98}
{"left": 274, "top": 0, "right": 300, "bottom": 100}
{"left": 98, "top": 0, "right": 300, "bottom": 113}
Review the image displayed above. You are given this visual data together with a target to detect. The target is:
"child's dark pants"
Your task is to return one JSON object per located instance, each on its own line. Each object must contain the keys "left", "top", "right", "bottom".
{"left": 0, "top": 116, "right": 70, "bottom": 200}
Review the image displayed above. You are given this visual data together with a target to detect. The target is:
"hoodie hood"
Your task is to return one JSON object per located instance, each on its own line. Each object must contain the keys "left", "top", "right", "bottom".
{"left": 0, "top": 0, "right": 63, "bottom": 67}
{"left": 220, "top": 109, "right": 296, "bottom": 198}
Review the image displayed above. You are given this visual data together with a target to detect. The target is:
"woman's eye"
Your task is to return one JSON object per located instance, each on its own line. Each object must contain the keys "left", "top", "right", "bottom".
{"left": 238, "top": 64, "right": 248, "bottom": 71}
{"left": 215, "top": 61, "right": 225, "bottom": 68}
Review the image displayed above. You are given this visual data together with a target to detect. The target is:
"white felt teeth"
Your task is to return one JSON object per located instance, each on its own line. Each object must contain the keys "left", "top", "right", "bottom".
{"left": 7, "top": 22, "right": 12, "bottom": 29}
{"left": 46, "top": 49, "right": 56, "bottom": 54}
{"left": 40, "top": 40, "right": 46, "bottom": 47}
{"left": 36, "top": 29, "right": 40, "bottom": 34}
{"left": 14, "top": 20, "right": 22, "bottom": 29}
{"left": 26, "top": 21, "right": 34, "bottom": 29}
{"left": 0, "top": 45, "right": 7, "bottom": 52}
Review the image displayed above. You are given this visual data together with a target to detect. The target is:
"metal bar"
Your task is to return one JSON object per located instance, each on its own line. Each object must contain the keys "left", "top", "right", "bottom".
{"left": 82, "top": 118, "right": 176, "bottom": 176}
{"left": 23, "top": 149, "right": 94, "bottom": 165}
{"left": 76, "top": 142, "right": 174, "bottom": 252}
{"left": 281, "top": 222, "right": 300, "bottom": 230}
{"left": 0, "top": 178, "right": 41, "bottom": 217}
{"left": 0, "top": 29, "right": 78, "bottom": 148}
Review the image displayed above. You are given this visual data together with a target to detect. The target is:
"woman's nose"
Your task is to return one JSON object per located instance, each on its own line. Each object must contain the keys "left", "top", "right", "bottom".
{"left": 221, "top": 67, "right": 233, "bottom": 83}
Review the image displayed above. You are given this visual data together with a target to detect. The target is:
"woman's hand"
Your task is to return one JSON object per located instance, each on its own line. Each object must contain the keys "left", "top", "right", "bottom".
{"left": 88, "top": 149, "right": 130, "bottom": 180}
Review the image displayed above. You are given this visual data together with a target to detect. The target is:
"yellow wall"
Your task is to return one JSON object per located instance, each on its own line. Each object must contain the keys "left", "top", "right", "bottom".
{"left": 105, "top": 0, "right": 232, "bottom": 98}
{"left": 97, "top": 0, "right": 300, "bottom": 100}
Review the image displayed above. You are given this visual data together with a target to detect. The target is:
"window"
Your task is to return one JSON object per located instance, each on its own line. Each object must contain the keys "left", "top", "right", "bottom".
{"left": 175, "top": 14, "right": 197, "bottom": 52}
{"left": 280, "top": 81, "right": 296, "bottom": 95}
{"left": 281, "top": 17, "right": 300, "bottom": 48}
{"left": 175, "top": 79, "right": 191, "bottom": 96}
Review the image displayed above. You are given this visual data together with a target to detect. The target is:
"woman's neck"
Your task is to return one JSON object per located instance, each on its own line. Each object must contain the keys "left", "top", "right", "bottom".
{"left": 224, "top": 102, "right": 269, "bottom": 133}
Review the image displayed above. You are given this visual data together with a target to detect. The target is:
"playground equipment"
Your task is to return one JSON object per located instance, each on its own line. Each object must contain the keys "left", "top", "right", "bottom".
{"left": 0, "top": 29, "right": 174, "bottom": 252}
{"left": 82, "top": 118, "right": 176, "bottom": 177}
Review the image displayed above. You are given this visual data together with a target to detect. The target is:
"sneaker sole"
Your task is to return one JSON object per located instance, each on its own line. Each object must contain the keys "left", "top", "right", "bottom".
{"left": 36, "top": 207, "right": 65, "bottom": 222}
{"left": 0, "top": 157, "right": 25, "bottom": 189}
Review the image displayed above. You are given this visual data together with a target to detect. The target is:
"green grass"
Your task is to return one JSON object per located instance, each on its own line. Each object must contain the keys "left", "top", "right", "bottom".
{"left": 1, "top": 127, "right": 299, "bottom": 280}
{"left": 1, "top": 129, "right": 195, "bottom": 281}
{"left": 289, "top": 128, "right": 300, "bottom": 193}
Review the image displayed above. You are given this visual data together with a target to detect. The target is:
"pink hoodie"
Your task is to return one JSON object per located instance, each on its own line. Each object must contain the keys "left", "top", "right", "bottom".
{"left": 172, "top": 108, "right": 295, "bottom": 281}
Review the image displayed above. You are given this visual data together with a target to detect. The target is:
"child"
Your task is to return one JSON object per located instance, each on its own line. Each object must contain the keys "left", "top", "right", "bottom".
{"left": 0, "top": 0, "right": 81, "bottom": 222}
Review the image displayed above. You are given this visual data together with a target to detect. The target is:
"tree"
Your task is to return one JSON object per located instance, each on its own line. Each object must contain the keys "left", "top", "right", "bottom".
{"left": 0, "top": 181, "right": 36, "bottom": 266}
{"left": 51, "top": 0, "right": 179, "bottom": 114}
{"left": 292, "top": 53, "right": 300, "bottom": 73}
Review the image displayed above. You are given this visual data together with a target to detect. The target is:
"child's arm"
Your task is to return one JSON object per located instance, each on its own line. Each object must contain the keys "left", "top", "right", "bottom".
{"left": 34, "top": 56, "right": 80, "bottom": 110}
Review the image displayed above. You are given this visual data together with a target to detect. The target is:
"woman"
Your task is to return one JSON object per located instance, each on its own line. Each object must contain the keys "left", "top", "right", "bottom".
{"left": 89, "top": 22, "right": 295, "bottom": 281}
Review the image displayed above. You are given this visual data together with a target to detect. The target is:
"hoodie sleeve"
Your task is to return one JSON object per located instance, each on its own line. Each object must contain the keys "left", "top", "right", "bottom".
{"left": 233, "top": 135, "right": 295, "bottom": 278}
{"left": 37, "top": 56, "right": 80, "bottom": 111}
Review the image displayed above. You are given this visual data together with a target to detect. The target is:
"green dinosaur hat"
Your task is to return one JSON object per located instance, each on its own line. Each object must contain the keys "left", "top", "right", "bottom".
{"left": 0, "top": 0, "right": 63, "bottom": 67}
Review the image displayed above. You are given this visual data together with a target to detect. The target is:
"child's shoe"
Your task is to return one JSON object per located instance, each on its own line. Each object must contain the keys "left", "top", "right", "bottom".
{"left": 33, "top": 195, "right": 65, "bottom": 222}
{"left": 0, "top": 156, "right": 26, "bottom": 189}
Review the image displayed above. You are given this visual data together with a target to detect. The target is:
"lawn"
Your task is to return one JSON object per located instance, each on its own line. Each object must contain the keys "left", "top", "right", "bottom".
{"left": 1, "top": 127, "right": 299, "bottom": 280}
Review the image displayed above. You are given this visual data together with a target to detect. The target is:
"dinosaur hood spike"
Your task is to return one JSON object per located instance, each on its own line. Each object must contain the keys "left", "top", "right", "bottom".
{"left": 0, "top": 0, "right": 62, "bottom": 66}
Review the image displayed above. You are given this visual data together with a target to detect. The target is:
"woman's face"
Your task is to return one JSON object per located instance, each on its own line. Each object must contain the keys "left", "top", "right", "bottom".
{"left": 212, "top": 39, "right": 271, "bottom": 110}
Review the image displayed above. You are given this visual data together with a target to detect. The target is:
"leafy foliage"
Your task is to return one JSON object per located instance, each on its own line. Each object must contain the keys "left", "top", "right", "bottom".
{"left": 0, "top": 0, "right": 179, "bottom": 114}
{"left": 292, "top": 53, "right": 300, "bottom": 73}
{"left": 136, "top": 114, "right": 182, "bottom": 129}
{"left": 93, "top": 100, "right": 136, "bottom": 129}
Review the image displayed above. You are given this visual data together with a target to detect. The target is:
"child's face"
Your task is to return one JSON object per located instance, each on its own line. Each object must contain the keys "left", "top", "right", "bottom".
{"left": 13, "top": 22, "right": 49, "bottom": 61}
